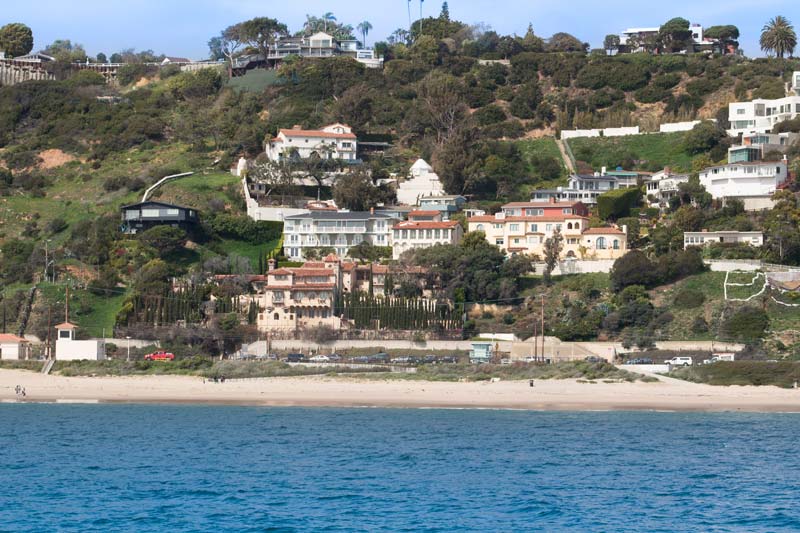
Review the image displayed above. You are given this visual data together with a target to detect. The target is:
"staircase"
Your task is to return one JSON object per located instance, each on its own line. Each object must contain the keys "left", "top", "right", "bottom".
{"left": 41, "top": 359, "right": 55, "bottom": 375}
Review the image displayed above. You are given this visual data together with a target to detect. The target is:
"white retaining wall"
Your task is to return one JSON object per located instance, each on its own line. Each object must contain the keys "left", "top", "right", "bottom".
{"left": 534, "top": 260, "right": 617, "bottom": 275}
{"left": 561, "top": 127, "right": 640, "bottom": 140}
{"left": 242, "top": 175, "right": 308, "bottom": 222}
{"left": 659, "top": 119, "right": 717, "bottom": 133}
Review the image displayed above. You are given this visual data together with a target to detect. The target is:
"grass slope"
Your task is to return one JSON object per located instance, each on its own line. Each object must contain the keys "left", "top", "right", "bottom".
{"left": 567, "top": 132, "right": 694, "bottom": 172}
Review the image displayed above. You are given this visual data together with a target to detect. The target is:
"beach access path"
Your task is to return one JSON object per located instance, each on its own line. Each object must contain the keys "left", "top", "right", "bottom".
{"left": 2, "top": 370, "right": 800, "bottom": 412}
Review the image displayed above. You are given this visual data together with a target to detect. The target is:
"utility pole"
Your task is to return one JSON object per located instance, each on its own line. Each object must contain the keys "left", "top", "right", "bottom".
{"left": 65, "top": 285, "right": 70, "bottom": 323}
{"left": 540, "top": 295, "right": 545, "bottom": 362}
{"left": 532, "top": 321, "right": 538, "bottom": 361}
{"left": 46, "top": 305, "right": 52, "bottom": 360}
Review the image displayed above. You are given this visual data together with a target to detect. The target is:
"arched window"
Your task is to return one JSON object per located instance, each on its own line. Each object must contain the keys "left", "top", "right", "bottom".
{"left": 613, "top": 239, "right": 620, "bottom": 250}
{"left": 567, "top": 222, "right": 573, "bottom": 230}
{"left": 476, "top": 224, "right": 484, "bottom": 231}
{"left": 596, "top": 237, "right": 607, "bottom": 249}
{"left": 273, "top": 313, "right": 279, "bottom": 320}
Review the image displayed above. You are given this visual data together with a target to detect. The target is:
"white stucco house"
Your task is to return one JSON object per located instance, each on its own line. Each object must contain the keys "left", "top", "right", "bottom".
{"left": 698, "top": 160, "right": 788, "bottom": 211}
{"left": 283, "top": 210, "right": 393, "bottom": 260}
{"left": 391, "top": 211, "right": 463, "bottom": 259}
{"left": 265, "top": 124, "right": 358, "bottom": 162}
{"left": 684, "top": 231, "right": 764, "bottom": 249}
{"left": 0, "top": 334, "right": 32, "bottom": 360}
{"left": 55, "top": 322, "right": 105, "bottom": 361}
{"left": 396, "top": 159, "right": 445, "bottom": 206}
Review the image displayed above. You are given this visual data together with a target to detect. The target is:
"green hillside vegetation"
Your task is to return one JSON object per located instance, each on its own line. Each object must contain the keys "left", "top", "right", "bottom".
{"left": 567, "top": 132, "right": 696, "bottom": 173}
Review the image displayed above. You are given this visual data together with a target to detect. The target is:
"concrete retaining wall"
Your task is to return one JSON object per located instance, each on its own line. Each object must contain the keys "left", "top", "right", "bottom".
{"left": 561, "top": 127, "right": 640, "bottom": 140}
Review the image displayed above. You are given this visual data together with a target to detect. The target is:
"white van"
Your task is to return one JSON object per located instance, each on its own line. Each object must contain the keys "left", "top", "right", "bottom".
{"left": 665, "top": 356, "right": 693, "bottom": 367}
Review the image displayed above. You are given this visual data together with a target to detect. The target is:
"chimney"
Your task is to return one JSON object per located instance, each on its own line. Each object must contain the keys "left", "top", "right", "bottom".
{"left": 622, "top": 224, "right": 628, "bottom": 236}
{"left": 268, "top": 258, "right": 276, "bottom": 272}
{"left": 601, "top": 166, "right": 607, "bottom": 176}
{"left": 370, "top": 207, "right": 375, "bottom": 215}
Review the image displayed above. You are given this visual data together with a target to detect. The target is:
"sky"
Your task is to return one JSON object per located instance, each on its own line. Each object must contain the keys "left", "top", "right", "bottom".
{"left": 1, "top": 0, "right": 796, "bottom": 59}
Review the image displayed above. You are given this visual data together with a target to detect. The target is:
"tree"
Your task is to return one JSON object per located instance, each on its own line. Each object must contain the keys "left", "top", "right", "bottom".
{"left": 240, "top": 17, "right": 288, "bottom": 62}
{"left": 138, "top": 226, "right": 187, "bottom": 258}
{"left": 658, "top": 17, "right": 693, "bottom": 53}
{"left": 332, "top": 169, "right": 395, "bottom": 211}
{"left": 323, "top": 12, "right": 337, "bottom": 33}
{"left": 547, "top": 32, "right": 587, "bottom": 53}
{"left": 0, "top": 23, "right": 34, "bottom": 58}
{"left": 603, "top": 34, "right": 620, "bottom": 54}
{"left": 215, "top": 24, "right": 245, "bottom": 77}
{"left": 763, "top": 190, "right": 800, "bottom": 264}
{"left": 704, "top": 25, "right": 740, "bottom": 53}
{"left": 683, "top": 121, "right": 726, "bottom": 155}
{"left": 416, "top": 71, "right": 468, "bottom": 145}
{"left": 357, "top": 21, "right": 373, "bottom": 47}
{"left": 610, "top": 251, "right": 656, "bottom": 292}
{"left": 440, "top": 2, "right": 450, "bottom": 21}
{"left": 96, "top": 52, "right": 107, "bottom": 63}
{"left": 543, "top": 228, "right": 563, "bottom": 283}
{"left": 41, "top": 39, "right": 87, "bottom": 62}
{"left": 760, "top": 16, "right": 797, "bottom": 58}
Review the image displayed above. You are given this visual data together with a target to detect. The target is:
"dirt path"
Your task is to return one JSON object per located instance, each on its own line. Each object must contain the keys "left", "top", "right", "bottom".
{"left": 555, "top": 138, "right": 576, "bottom": 174}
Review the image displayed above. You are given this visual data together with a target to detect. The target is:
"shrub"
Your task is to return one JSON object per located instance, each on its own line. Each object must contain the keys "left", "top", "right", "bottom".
{"left": 720, "top": 307, "right": 769, "bottom": 342}
{"left": 673, "top": 289, "right": 705, "bottom": 309}
{"left": 597, "top": 188, "right": 641, "bottom": 220}
{"left": 610, "top": 251, "right": 656, "bottom": 292}
{"left": 208, "top": 214, "right": 282, "bottom": 245}
{"left": 473, "top": 104, "right": 507, "bottom": 126}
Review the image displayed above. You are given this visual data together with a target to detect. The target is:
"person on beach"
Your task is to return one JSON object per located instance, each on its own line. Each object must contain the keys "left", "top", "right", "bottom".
{"left": 15, "top": 385, "right": 21, "bottom": 396}
{"left": 21, "top": 387, "right": 26, "bottom": 397}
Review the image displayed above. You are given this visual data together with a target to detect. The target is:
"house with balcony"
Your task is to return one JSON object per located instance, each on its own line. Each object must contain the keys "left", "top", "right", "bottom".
{"left": 698, "top": 160, "right": 788, "bottom": 211}
{"left": 646, "top": 168, "right": 690, "bottom": 207}
{"left": 684, "top": 230, "right": 764, "bottom": 249}
{"left": 728, "top": 96, "right": 800, "bottom": 136}
{"left": 468, "top": 200, "right": 626, "bottom": 260}
{"left": 283, "top": 210, "right": 392, "bottom": 260}
{"left": 530, "top": 174, "right": 619, "bottom": 205}
{"left": 391, "top": 211, "right": 464, "bottom": 259}
{"left": 233, "top": 31, "right": 383, "bottom": 71}
{"left": 120, "top": 201, "right": 199, "bottom": 234}
{"left": 266, "top": 123, "right": 358, "bottom": 162}
{"left": 728, "top": 132, "right": 799, "bottom": 163}
{"left": 253, "top": 261, "right": 340, "bottom": 333}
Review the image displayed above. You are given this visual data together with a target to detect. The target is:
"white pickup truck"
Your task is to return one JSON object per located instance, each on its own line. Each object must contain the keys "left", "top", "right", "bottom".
{"left": 665, "top": 356, "right": 693, "bottom": 367}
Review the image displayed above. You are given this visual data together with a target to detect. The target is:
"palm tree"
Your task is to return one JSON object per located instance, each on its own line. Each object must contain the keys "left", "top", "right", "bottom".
{"left": 323, "top": 12, "right": 336, "bottom": 33}
{"left": 357, "top": 21, "right": 373, "bottom": 47}
{"left": 760, "top": 16, "right": 797, "bottom": 58}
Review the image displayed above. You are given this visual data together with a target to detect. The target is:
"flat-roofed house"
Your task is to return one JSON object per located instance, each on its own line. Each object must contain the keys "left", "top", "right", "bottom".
{"left": 120, "top": 201, "right": 199, "bottom": 234}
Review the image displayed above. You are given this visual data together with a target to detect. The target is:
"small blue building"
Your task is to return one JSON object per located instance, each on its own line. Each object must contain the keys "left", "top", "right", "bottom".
{"left": 470, "top": 342, "right": 494, "bottom": 364}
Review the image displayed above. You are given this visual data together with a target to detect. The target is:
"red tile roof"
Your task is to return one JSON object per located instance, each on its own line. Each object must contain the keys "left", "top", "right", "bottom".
{"left": 0, "top": 334, "right": 28, "bottom": 343}
{"left": 277, "top": 128, "right": 356, "bottom": 140}
{"left": 292, "top": 269, "right": 336, "bottom": 277}
{"left": 408, "top": 210, "right": 441, "bottom": 217}
{"left": 582, "top": 227, "right": 625, "bottom": 235}
{"left": 503, "top": 201, "right": 583, "bottom": 208}
{"left": 55, "top": 322, "right": 78, "bottom": 330}
{"left": 469, "top": 215, "right": 589, "bottom": 223}
{"left": 393, "top": 221, "right": 460, "bottom": 230}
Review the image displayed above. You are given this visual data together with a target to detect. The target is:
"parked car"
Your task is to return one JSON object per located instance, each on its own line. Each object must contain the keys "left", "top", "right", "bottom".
{"left": 500, "top": 358, "right": 512, "bottom": 365}
{"left": 439, "top": 356, "right": 459, "bottom": 364}
{"left": 328, "top": 354, "right": 342, "bottom": 362}
{"left": 391, "top": 356, "right": 410, "bottom": 364}
{"left": 286, "top": 353, "right": 305, "bottom": 363}
{"left": 309, "top": 355, "right": 330, "bottom": 363}
{"left": 584, "top": 356, "right": 605, "bottom": 363}
{"left": 369, "top": 352, "right": 390, "bottom": 363}
{"left": 144, "top": 351, "right": 175, "bottom": 361}
{"left": 353, "top": 355, "right": 371, "bottom": 364}
{"left": 665, "top": 356, "right": 693, "bottom": 367}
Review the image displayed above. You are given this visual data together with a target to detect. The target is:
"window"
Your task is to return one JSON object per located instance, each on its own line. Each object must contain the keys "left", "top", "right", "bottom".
{"left": 273, "top": 313, "right": 279, "bottom": 320}
{"left": 596, "top": 237, "right": 607, "bottom": 249}
{"left": 546, "top": 224, "right": 553, "bottom": 231}
{"left": 513, "top": 238, "right": 520, "bottom": 244}
{"left": 509, "top": 224, "right": 520, "bottom": 232}
{"left": 613, "top": 240, "right": 620, "bottom": 250}
{"left": 525, "top": 208, "right": 544, "bottom": 216}
{"left": 562, "top": 208, "right": 572, "bottom": 214}
{"left": 530, "top": 224, "right": 538, "bottom": 232}
{"left": 476, "top": 224, "right": 484, "bottom": 231}
{"left": 737, "top": 108, "right": 745, "bottom": 115}
{"left": 495, "top": 239, "right": 504, "bottom": 246}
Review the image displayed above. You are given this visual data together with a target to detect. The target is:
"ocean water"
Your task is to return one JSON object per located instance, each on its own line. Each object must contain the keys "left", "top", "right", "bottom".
{"left": 1, "top": 406, "right": 799, "bottom": 532}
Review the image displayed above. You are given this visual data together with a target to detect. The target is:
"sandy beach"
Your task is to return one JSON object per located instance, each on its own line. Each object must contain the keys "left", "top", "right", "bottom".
{"left": 2, "top": 369, "right": 800, "bottom": 412}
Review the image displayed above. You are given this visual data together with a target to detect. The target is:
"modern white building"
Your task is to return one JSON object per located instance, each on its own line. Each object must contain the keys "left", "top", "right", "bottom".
{"left": 698, "top": 160, "right": 788, "bottom": 211}
{"left": 728, "top": 96, "right": 800, "bottom": 136}
{"left": 265, "top": 124, "right": 358, "bottom": 162}
{"left": 0, "top": 334, "right": 31, "bottom": 360}
{"left": 233, "top": 32, "right": 383, "bottom": 70}
{"left": 55, "top": 322, "right": 106, "bottom": 361}
{"left": 396, "top": 159, "right": 445, "bottom": 206}
{"left": 793, "top": 71, "right": 800, "bottom": 95}
{"left": 684, "top": 231, "right": 764, "bottom": 249}
{"left": 391, "top": 211, "right": 463, "bottom": 259}
{"left": 283, "top": 210, "right": 392, "bottom": 260}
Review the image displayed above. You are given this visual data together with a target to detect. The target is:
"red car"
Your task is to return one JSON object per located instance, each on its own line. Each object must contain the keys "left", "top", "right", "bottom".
{"left": 144, "top": 351, "right": 175, "bottom": 361}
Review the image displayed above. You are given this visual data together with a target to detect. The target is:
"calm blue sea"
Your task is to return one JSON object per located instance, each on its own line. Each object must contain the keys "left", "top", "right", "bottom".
{"left": 1, "top": 406, "right": 799, "bottom": 532}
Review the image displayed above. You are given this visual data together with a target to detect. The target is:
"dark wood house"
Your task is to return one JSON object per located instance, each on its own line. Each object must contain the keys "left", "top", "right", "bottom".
{"left": 120, "top": 201, "right": 199, "bottom": 234}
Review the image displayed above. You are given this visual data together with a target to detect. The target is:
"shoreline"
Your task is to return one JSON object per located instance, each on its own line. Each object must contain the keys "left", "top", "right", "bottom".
{"left": 3, "top": 370, "right": 800, "bottom": 413}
